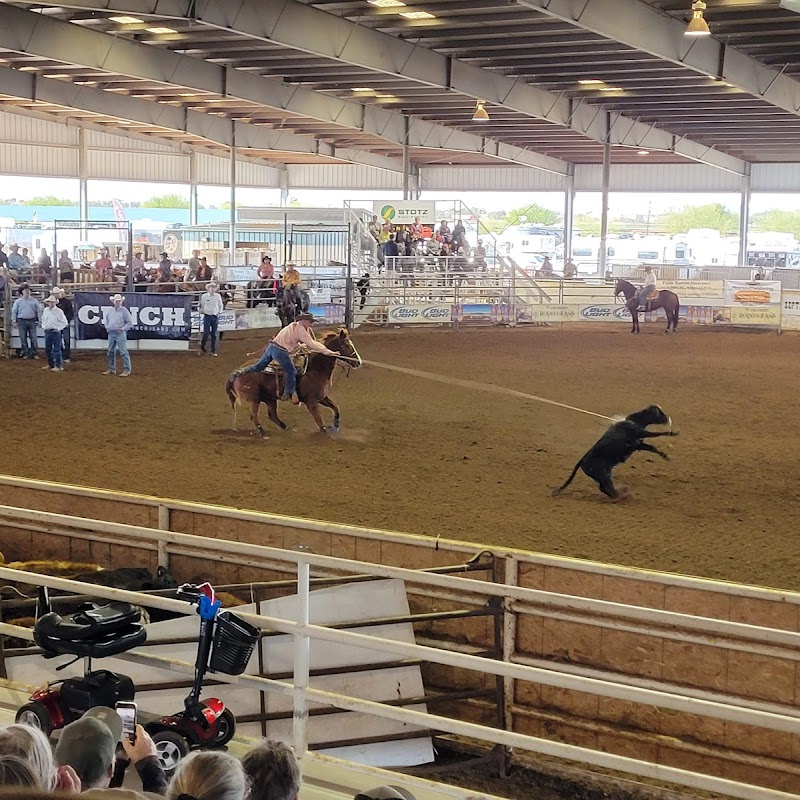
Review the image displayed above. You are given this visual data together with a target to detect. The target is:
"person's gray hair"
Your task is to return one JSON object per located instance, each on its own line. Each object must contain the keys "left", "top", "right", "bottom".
{"left": 241, "top": 740, "right": 300, "bottom": 800}
{"left": 168, "top": 751, "right": 249, "bottom": 800}
{"left": 0, "top": 753, "right": 40, "bottom": 789}
{"left": 0, "top": 725, "right": 57, "bottom": 791}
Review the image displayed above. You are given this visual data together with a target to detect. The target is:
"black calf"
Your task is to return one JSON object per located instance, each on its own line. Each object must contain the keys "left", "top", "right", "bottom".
{"left": 552, "top": 405, "right": 678, "bottom": 500}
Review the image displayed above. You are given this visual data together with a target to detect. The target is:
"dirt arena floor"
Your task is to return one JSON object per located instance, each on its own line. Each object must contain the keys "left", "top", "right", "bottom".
{"left": 2, "top": 324, "right": 800, "bottom": 592}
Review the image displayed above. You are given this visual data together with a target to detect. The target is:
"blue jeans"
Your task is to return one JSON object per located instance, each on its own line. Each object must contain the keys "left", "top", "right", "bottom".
{"left": 637, "top": 288, "right": 655, "bottom": 307}
{"left": 201, "top": 314, "right": 219, "bottom": 354}
{"left": 241, "top": 343, "right": 296, "bottom": 395}
{"left": 107, "top": 330, "right": 132, "bottom": 373}
{"left": 17, "top": 318, "right": 38, "bottom": 357}
{"left": 45, "top": 330, "right": 63, "bottom": 368}
{"left": 61, "top": 326, "right": 71, "bottom": 361}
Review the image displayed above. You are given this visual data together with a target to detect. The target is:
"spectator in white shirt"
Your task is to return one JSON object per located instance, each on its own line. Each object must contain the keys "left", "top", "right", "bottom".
{"left": 41, "top": 295, "right": 68, "bottom": 371}
{"left": 199, "top": 282, "right": 224, "bottom": 356}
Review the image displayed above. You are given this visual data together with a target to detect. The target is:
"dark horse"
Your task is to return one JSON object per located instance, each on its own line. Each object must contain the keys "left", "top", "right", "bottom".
{"left": 276, "top": 286, "right": 310, "bottom": 328}
{"left": 224, "top": 329, "right": 360, "bottom": 437}
{"left": 614, "top": 279, "right": 680, "bottom": 334}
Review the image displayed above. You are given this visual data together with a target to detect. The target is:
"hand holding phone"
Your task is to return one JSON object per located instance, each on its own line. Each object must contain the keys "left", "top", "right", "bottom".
{"left": 116, "top": 701, "right": 137, "bottom": 743}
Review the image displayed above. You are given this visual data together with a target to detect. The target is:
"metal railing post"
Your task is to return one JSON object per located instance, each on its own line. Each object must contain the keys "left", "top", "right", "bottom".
{"left": 293, "top": 559, "right": 311, "bottom": 757}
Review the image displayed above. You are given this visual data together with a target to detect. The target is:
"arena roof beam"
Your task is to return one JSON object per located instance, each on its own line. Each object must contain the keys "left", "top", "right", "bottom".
{"left": 0, "top": 4, "right": 570, "bottom": 175}
{"left": 4, "top": 0, "right": 748, "bottom": 174}
{"left": 515, "top": 0, "right": 800, "bottom": 122}
{"left": 0, "top": 64, "right": 408, "bottom": 173}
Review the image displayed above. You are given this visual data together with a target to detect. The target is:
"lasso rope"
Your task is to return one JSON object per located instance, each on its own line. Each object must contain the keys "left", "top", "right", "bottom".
{"left": 362, "top": 360, "right": 615, "bottom": 422}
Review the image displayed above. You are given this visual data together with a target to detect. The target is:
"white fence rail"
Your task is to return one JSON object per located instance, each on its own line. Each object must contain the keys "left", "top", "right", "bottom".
{"left": 1, "top": 499, "right": 799, "bottom": 799}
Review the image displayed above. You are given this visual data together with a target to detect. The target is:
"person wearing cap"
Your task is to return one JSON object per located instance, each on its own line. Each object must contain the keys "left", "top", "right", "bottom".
{"left": 199, "top": 281, "right": 224, "bottom": 356}
{"left": 7, "top": 243, "right": 25, "bottom": 272}
{"left": 103, "top": 294, "right": 133, "bottom": 377}
{"left": 42, "top": 294, "right": 68, "bottom": 371}
{"left": 233, "top": 312, "right": 338, "bottom": 404}
{"left": 55, "top": 706, "right": 167, "bottom": 797}
{"left": 12, "top": 283, "right": 40, "bottom": 360}
{"left": 281, "top": 261, "right": 303, "bottom": 309}
{"left": 157, "top": 252, "right": 173, "bottom": 284}
{"left": 52, "top": 286, "right": 74, "bottom": 363}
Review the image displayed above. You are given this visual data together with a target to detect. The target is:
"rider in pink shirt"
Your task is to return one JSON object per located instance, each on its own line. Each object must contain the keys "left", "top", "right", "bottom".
{"left": 233, "top": 312, "right": 338, "bottom": 404}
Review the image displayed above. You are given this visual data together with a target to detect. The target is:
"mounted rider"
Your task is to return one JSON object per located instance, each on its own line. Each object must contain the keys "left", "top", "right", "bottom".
{"left": 233, "top": 312, "right": 339, "bottom": 405}
{"left": 637, "top": 266, "right": 658, "bottom": 309}
{"left": 282, "top": 261, "right": 302, "bottom": 306}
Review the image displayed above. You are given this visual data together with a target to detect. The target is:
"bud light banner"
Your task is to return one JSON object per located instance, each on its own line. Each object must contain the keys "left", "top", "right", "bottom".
{"left": 74, "top": 292, "right": 192, "bottom": 341}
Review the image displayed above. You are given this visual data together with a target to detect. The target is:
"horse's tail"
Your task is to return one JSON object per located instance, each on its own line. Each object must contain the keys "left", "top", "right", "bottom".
{"left": 225, "top": 374, "right": 239, "bottom": 429}
{"left": 673, "top": 296, "right": 680, "bottom": 329}
{"left": 551, "top": 460, "right": 582, "bottom": 497}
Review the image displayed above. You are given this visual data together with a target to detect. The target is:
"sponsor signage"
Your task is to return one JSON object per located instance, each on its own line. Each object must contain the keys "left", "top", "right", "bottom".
{"left": 373, "top": 201, "right": 436, "bottom": 224}
{"left": 526, "top": 304, "right": 580, "bottom": 323}
{"left": 75, "top": 292, "right": 191, "bottom": 341}
{"left": 730, "top": 306, "right": 781, "bottom": 326}
{"left": 579, "top": 305, "right": 632, "bottom": 322}
{"left": 724, "top": 280, "right": 781, "bottom": 305}
{"left": 388, "top": 304, "right": 452, "bottom": 324}
{"left": 660, "top": 279, "right": 724, "bottom": 298}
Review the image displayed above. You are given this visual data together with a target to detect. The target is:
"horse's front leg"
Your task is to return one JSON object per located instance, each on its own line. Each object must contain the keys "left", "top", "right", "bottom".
{"left": 305, "top": 401, "right": 327, "bottom": 432}
{"left": 319, "top": 396, "right": 341, "bottom": 433}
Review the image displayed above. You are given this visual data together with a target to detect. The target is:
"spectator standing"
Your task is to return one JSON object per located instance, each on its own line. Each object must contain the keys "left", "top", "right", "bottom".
{"left": 409, "top": 217, "right": 424, "bottom": 242}
{"left": 540, "top": 256, "right": 554, "bottom": 276}
{"left": 21, "top": 247, "right": 31, "bottom": 267}
{"left": 0, "top": 243, "right": 7, "bottom": 270}
{"left": 379, "top": 220, "right": 393, "bottom": 244}
{"left": 103, "top": 293, "right": 133, "bottom": 377}
{"left": 167, "top": 751, "right": 248, "bottom": 800}
{"left": 95, "top": 249, "right": 113, "bottom": 281}
{"left": 452, "top": 218, "right": 465, "bottom": 248}
{"left": 58, "top": 249, "right": 75, "bottom": 282}
{"left": 199, "top": 281, "right": 224, "bottom": 356}
{"left": 382, "top": 234, "right": 399, "bottom": 260}
{"left": 52, "top": 286, "right": 74, "bottom": 362}
{"left": 563, "top": 257, "right": 577, "bottom": 279}
{"left": 437, "top": 219, "right": 450, "bottom": 237}
{"left": 368, "top": 215, "right": 381, "bottom": 242}
{"left": 7, "top": 244, "right": 25, "bottom": 272}
{"left": 12, "top": 283, "right": 40, "bottom": 359}
{"left": 37, "top": 248, "right": 52, "bottom": 281}
{"left": 197, "top": 256, "right": 213, "bottom": 281}
{"left": 356, "top": 272, "right": 370, "bottom": 310}
{"left": 241, "top": 739, "right": 301, "bottom": 800}
{"left": 42, "top": 295, "right": 67, "bottom": 372}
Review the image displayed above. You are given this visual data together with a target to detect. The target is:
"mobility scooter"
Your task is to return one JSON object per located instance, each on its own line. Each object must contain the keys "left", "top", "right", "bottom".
{"left": 16, "top": 582, "right": 259, "bottom": 776}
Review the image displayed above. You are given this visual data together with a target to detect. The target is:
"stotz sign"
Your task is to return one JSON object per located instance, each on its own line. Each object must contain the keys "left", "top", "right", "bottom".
{"left": 373, "top": 201, "right": 436, "bottom": 224}
{"left": 75, "top": 292, "right": 192, "bottom": 341}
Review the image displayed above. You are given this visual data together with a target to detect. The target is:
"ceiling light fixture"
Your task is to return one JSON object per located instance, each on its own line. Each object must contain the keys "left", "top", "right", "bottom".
{"left": 352, "top": 87, "right": 375, "bottom": 93}
{"left": 472, "top": 100, "right": 489, "bottom": 122}
{"left": 599, "top": 86, "right": 623, "bottom": 91}
{"left": 684, "top": 0, "right": 711, "bottom": 36}
{"left": 367, "top": 0, "right": 406, "bottom": 6}
{"left": 578, "top": 79, "right": 605, "bottom": 85}
{"left": 46, "top": 73, "right": 71, "bottom": 78}
{"left": 109, "top": 15, "right": 143, "bottom": 24}
{"left": 18, "top": 66, "right": 38, "bottom": 71}
{"left": 638, "top": 150, "right": 650, "bottom": 155}
{"left": 146, "top": 26, "right": 176, "bottom": 34}
{"left": 399, "top": 10, "right": 435, "bottom": 18}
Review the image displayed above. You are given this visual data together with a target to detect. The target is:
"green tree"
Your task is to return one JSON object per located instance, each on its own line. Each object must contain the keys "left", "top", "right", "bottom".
{"left": 505, "top": 203, "right": 559, "bottom": 227}
{"left": 751, "top": 209, "right": 800, "bottom": 240}
{"left": 660, "top": 203, "right": 739, "bottom": 235}
{"left": 142, "top": 193, "right": 190, "bottom": 209}
{"left": 21, "top": 196, "right": 73, "bottom": 206}
{"left": 574, "top": 214, "right": 601, "bottom": 236}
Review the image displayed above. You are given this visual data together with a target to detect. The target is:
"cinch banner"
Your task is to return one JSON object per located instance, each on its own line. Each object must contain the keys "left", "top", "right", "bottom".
{"left": 74, "top": 292, "right": 192, "bottom": 341}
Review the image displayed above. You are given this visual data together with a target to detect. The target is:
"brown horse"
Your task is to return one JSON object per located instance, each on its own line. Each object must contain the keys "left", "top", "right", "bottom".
{"left": 614, "top": 279, "right": 680, "bottom": 334}
{"left": 224, "top": 329, "right": 360, "bottom": 438}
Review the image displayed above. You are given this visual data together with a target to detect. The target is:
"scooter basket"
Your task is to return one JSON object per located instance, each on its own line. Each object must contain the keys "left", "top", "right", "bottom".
{"left": 209, "top": 611, "right": 259, "bottom": 675}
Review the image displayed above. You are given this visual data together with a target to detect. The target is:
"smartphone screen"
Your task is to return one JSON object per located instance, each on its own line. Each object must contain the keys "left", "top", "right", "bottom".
{"left": 116, "top": 702, "right": 137, "bottom": 741}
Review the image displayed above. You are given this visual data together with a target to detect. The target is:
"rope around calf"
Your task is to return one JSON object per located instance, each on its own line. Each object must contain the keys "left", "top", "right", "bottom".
{"left": 361, "top": 360, "right": 616, "bottom": 423}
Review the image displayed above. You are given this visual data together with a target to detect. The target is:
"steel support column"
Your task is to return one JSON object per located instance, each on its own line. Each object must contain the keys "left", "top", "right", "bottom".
{"left": 78, "top": 128, "right": 88, "bottom": 241}
{"left": 189, "top": 151, "right": 198, "bottom": 227}
{"left": 402, "top": 116, "right": 411, "bottom": 200}
{"left": 563, "top": 166, "right": 575, "bottom": 263}
{"left": 229, "top": 132, "right": 237, "bottom": 268}
{"left": 738, "top": 167, "right": 752, "bottom": 269}
{"left": 598, "top": 118, "right": 611, "bottom": 278}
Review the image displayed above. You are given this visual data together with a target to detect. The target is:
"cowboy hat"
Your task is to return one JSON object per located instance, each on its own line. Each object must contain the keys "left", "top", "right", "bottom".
{"left": 52, "top": 286, "right": 65, "bottom": 296}
{"left": 298, "top": 312, "right": 314, "bottom": 322}
{"left": 44, "top": 294, "right": 59, "bottom": 304}
{"left": 109, "top": 293, "right": 125, "bottom": 303}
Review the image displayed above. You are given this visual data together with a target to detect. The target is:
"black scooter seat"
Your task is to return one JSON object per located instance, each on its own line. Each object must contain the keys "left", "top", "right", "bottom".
{"left": 35, "top": 602, "right": 141, "bottom": 640}
{"left": 35, "top": 625, "right": 146, "bottom": 658}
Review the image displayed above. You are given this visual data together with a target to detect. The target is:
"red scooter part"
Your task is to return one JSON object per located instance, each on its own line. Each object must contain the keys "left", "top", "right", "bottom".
{"left": 15, "top": 687, "right": 66, "bottom": 736}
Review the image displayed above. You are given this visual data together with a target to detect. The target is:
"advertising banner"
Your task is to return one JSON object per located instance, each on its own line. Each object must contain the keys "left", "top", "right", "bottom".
{"left": 724, "top": 280, "right": 781, "bottom": 305}
{"left": 453, "top": 303, "right": 493, "bottom": 323}
{"left": 730, "top": 306, "right": 781, "bottom": 326}
{"left": 373, "top": 201, "right": 436, "bottom": 224}
{"left": 387, "top": 304, "right": 452, "bottom": 324}
{"left": 309, "top": 304, "right": 346, "bottom": 325}
{"left": 523, "top": 304, "right": 580, "bottom": 323}
{"left": 75, "top": 292, "right": 191, "bottom": 341}
{"left": 781, "top": 290, "right": 800, "bottom": 330}
{"left": 660, "top": 279, "right": 724, "bottom": 298}
{"left": 578, "top": 304, "right": 632, "bottom": 323}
